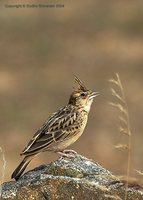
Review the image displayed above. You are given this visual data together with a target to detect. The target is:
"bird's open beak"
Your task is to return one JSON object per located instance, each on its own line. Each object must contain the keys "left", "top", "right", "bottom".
{"left": 89, "top": 91, "right": 100, "bottom": 100}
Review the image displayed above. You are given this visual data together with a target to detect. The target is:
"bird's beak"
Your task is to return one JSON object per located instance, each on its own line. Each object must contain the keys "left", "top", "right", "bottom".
{"left": 89, "top": 91, "right": 100, "bottom": 100}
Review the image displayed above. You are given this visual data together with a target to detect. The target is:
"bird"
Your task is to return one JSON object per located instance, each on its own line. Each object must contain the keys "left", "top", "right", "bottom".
{"left": 11, "top": 76, "right": 99, "bottom": 181}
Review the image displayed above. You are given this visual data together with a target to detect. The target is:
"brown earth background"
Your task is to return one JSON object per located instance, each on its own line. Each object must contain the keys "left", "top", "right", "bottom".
{"left": 0, "top": 0, "right": 143, "bottom": 183}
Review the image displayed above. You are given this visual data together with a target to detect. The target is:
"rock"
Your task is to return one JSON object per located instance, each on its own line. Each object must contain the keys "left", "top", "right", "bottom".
{"left": 1, "top": 154, "right": 143, "bottom": 200}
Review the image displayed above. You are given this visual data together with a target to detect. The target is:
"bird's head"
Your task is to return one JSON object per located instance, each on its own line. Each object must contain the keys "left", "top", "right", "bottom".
{"left": 69, "top": 76, "right": 99, "bottom": 112}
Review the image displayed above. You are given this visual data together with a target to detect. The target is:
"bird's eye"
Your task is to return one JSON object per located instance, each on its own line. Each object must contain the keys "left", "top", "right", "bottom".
{"left": 80, "top": 92, "right": 86, "bottom": 97}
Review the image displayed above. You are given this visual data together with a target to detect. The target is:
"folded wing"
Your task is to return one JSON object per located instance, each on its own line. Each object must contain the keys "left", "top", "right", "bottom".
{"left": 21, "top": 106, "right": 78, "bottom": 156}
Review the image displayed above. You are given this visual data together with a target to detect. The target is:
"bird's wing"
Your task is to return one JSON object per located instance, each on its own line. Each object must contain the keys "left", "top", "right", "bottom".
{"left": 21, "top": 106, "right": 78, "bottom": 155}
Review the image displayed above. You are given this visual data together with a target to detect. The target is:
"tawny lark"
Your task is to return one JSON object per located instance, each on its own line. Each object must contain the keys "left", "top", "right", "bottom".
{"left": 11, "top": 76, "right": 99, "bottom": 180}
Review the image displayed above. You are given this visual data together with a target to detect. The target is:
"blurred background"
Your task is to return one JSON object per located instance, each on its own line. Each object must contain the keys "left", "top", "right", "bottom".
{"left": 0, "top": 0, "right": 143, "bottom": 183}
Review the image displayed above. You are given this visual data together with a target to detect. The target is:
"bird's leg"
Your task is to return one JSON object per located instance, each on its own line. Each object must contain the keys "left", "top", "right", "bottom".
{"left": 58, "top": 149, "right": 77, "bottom": 158}
{"left": 63, "top": 149, "right": 77, "bottom": 154}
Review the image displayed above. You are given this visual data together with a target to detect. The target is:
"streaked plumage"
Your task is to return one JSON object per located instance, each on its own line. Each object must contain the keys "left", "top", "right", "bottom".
{"left": 11, "top": 76, "right": 99, "bottom": 180}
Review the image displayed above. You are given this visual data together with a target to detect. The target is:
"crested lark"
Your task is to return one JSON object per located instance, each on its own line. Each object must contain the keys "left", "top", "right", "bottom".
{"left": 11, "top": 76, "right": 99, "bottom": 180}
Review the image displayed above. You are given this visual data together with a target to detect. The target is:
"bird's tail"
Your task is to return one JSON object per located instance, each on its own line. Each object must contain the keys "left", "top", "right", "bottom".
{"left": 11, "top": 156, "right": 33, "bottom": 181}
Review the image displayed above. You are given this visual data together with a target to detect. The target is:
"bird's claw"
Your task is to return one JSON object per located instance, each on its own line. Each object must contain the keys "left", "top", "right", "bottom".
{"left": 58, "top": 149, "right": 77, "bottom": 158}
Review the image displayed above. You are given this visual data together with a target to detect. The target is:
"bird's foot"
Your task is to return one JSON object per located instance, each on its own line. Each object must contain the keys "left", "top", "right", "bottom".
{"left": 58, "top": 149, "right": 77, "bottom": 158}
{"left": 63, "top": 149, "right": 77, "bottom": 154}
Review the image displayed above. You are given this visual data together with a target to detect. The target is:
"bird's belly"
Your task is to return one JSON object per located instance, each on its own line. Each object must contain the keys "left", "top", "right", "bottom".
{"left": 55, "top": 130, "right": 83, "bottom": 151}
{"left": 49, "top": 117, "right": 88, "bottom": 152}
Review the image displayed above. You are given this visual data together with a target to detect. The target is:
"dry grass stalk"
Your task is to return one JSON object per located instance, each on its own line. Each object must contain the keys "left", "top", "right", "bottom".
{"left": 135, "top": 170, "right": 143, "bottom": 176}
{"left": 0, "top": 147, "right": 6, "bottom": 196}
{"left": 115, "top": 144, "right": 129, "bottom": 150}
{"left": 109, "top": 73, "right": 132, "bottom": 200}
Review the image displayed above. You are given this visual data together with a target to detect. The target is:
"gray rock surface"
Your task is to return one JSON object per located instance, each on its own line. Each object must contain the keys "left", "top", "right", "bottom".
{"left": 1, "top": 154, "right": 143, "bottom": 200}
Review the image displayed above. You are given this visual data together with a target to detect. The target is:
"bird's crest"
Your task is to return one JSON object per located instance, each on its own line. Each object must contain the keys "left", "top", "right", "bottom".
{"left": 74, "top": 76, "right": 87, "bottom": 91}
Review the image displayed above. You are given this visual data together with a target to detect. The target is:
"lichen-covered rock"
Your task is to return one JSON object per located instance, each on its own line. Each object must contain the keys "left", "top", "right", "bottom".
{"left": 1, "top": 154, "right": 143, "bottom": 200}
